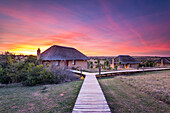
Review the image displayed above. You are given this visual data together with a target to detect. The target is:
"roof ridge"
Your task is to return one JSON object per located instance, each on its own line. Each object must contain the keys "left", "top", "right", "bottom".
{"left": 119, "top": 55, "right": 130, "bottom": 56}
{"left": 52, "top": 45, "right": 74, "bottom": 49}
{"left": 156, "top": 57, "right": 170, "bottom": 63}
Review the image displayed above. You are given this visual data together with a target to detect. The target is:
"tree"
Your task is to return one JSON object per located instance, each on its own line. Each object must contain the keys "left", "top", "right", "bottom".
{"left": 114, "top": 65, "right": 118, "bottom": 70}
{"left": 104, "top": 60, "right": 111, "bottom": 70}
{"left": 114, "top": 58, "right": 119, "bottom": 70}
{"left": 95, "top": 59, "right": 100, "bottom": 68}
{"left": 25, "top": 55, "right": 37, "bottom": 64}
{"left": 89, "top": 61, "right": 93, "bottom": 69}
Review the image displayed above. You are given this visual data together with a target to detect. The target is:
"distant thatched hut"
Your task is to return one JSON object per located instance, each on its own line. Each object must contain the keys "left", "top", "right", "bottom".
{"left": 111, "top": 55, "right": 140, "bottom": 69}
{"left": 155, "top": 57, "right": 170, "bottom": 67}
{"left": 37, "top": 45, "right": 89, "bottom": 69}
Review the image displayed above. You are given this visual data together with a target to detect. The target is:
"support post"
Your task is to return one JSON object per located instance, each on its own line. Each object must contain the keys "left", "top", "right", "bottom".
{"left": 99, "top": 64, "right": 101, "bottom": 78}
{"left": 81, "top": 68, "right": 83, "bottom": 77}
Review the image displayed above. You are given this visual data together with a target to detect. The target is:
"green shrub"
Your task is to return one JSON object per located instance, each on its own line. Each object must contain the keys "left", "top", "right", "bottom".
{"left": 108, "top": 66, "right": 112, "bottom": 70}
{"left": 71, "top": 67, "right": 78, "bottom": 70}
{"left": 0, "top": 68, "right": 12, "bottom": 84}
{"left": 22, "top": 64, "right": 53, "bottom": 86}
{"left": 114, "top": 65, "right": 118, "bottom": 70}
{"left": 24, "top": 55, "right": 37, "bottom": 64}
{"left": 89, "top": 61, "right": 93, "bottom": 69}
{"left": 0, "top": 52, "right": 80, "bottom": 86}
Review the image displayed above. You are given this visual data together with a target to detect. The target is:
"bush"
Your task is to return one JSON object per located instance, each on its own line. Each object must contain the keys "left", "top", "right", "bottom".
{"left": 22, "top": 66, "right": 79, "bottom": 86}
{"left": 0, "top": 54, "right": 26, "bottom": 84}
{"left": 71, "top": 67, "right": 79, "bottom": 70}
{"left": 89, "top": 61, "right": 93, "bottom": 69}
{"left": 108, "top": 66, "right": 112, "bottom": 70}
{"left": 0, "top": 67, "right": 12, "bottom": 84}
{"left": 24, "top": 55, "right": 38, "bottom": 64}
{"left": 53, "top": 68, "right": 79, "bottom": 84}
{"left": 0, "top": 52, "right": 80, "bottom": 86}
{"left": 114, "top": 65, "right": 118, "bottom": 70}
{"left": 22, "top": 64, "right": 53, "bottom": 86}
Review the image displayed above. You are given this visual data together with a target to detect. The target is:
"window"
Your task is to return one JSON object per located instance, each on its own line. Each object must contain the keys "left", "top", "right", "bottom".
{"left": 56, "top": 61, "right": 59, "bottom": 66}
{"left": 72, "top": 60, "right": 75, "bottom": 65}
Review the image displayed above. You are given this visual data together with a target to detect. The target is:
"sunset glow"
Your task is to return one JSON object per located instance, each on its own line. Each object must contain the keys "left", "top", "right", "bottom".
{"left": 0, "top": 0, "right": 170, "bottom": 56}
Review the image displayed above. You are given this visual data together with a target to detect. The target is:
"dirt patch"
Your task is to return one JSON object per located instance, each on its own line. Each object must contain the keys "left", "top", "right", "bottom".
{"left": 18, "top": 108, "right": 27, "bottom": 112}
{"left": 11, "top": 105, "right": 18, "bottom": 109}
{"left": 33, "top": 92, "right": 41, "bottom": 97}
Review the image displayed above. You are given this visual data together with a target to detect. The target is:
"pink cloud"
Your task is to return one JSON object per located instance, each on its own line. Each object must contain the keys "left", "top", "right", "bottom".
{"left": 0, "top": 1, "right": 169, "bottom": 56}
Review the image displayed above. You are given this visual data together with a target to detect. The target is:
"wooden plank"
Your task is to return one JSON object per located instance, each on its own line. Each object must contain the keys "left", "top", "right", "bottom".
{"left": 72, "top": 74, "right": 111, "bottom": 113}
{"left": 73, "top": 108, "right": 110, "bottom": 112}
{"left": 72, "top": 111, "right": 110, "bottom": 113}
{"left": 71, "top": 68, "right": 170, "bottom": 113}
{"left": 70, "top": 68, "right": 170, "bottom": 76}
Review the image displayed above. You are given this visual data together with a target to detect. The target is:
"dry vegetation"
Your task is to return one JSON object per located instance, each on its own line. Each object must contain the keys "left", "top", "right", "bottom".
{"left": 118, "top": 70, "right": 170, "bottom": 104}
{"left": 99, "top": 70, "right": 170, "bottom": 113}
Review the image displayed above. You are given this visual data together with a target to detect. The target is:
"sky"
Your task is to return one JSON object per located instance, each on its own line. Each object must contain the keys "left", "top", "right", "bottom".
{"left": 0, "top": 0, "right": 170, "bottom": 56}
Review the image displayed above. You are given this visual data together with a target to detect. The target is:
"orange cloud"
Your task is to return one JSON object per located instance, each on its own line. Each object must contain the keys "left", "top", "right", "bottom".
{"left": 0, "top": 0, "right": 170, "bottom": 56}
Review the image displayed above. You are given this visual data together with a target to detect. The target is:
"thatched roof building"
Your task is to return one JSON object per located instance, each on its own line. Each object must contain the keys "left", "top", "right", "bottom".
{"left": 114, "top": 55, "right": 140, "bottom": 64}
{"left": 40, "top": 45, "right": 89, "bottom": 61}
{"left": 38, "top": 45, "right": 89, "bottom": 69}
{"left": 155, "top": 57, "right": 170, "bottom": 64}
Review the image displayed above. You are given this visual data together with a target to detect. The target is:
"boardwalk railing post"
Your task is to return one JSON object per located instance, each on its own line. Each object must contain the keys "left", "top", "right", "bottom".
{"left": 99, "top": 64, "right": 101, "bottom": 78}
{"left": 81, "top": 68, "right": 83, "bottom": 77}
{"left": 142, "top": 66, "right": 144, "bottom": 73}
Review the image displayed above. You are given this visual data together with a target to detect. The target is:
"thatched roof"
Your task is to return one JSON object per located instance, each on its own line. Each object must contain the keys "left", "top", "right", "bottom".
{"left": 114, "top": 55, "right": 140, "bottom": 64}
{"left": 40, "top": 45, "right": 89, "bottom": 61}
{"left": 155, "top": 57, "right": 170, "bottom": 64}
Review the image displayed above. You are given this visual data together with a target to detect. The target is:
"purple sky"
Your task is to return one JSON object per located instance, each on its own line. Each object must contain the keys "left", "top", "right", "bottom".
{"left": 0, "top": 0, "right": 170, "bottom": 56}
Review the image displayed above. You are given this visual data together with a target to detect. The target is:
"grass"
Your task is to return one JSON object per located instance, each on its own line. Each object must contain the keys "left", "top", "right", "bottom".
{"left": 99, "top": 70, "right": 170, "bottom": 113}
{"left": 119, "top": 70, "right": 170, "bottom": 104}
{"left": 0, "top": 80, "right": 83, "bottom": 113}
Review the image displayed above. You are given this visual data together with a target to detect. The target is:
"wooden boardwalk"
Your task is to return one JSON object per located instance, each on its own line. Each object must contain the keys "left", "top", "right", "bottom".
{"left": 72, "top": 73, "right": 111, "bottom": 113}
{"left": 99, "top": 67, "right": 170, "bottom": 76}
{"left": 71, "top": 68, "right": 170, "bottom": 113}
{"left": 71, "top": 68, "right": 170, "bottom": 76}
